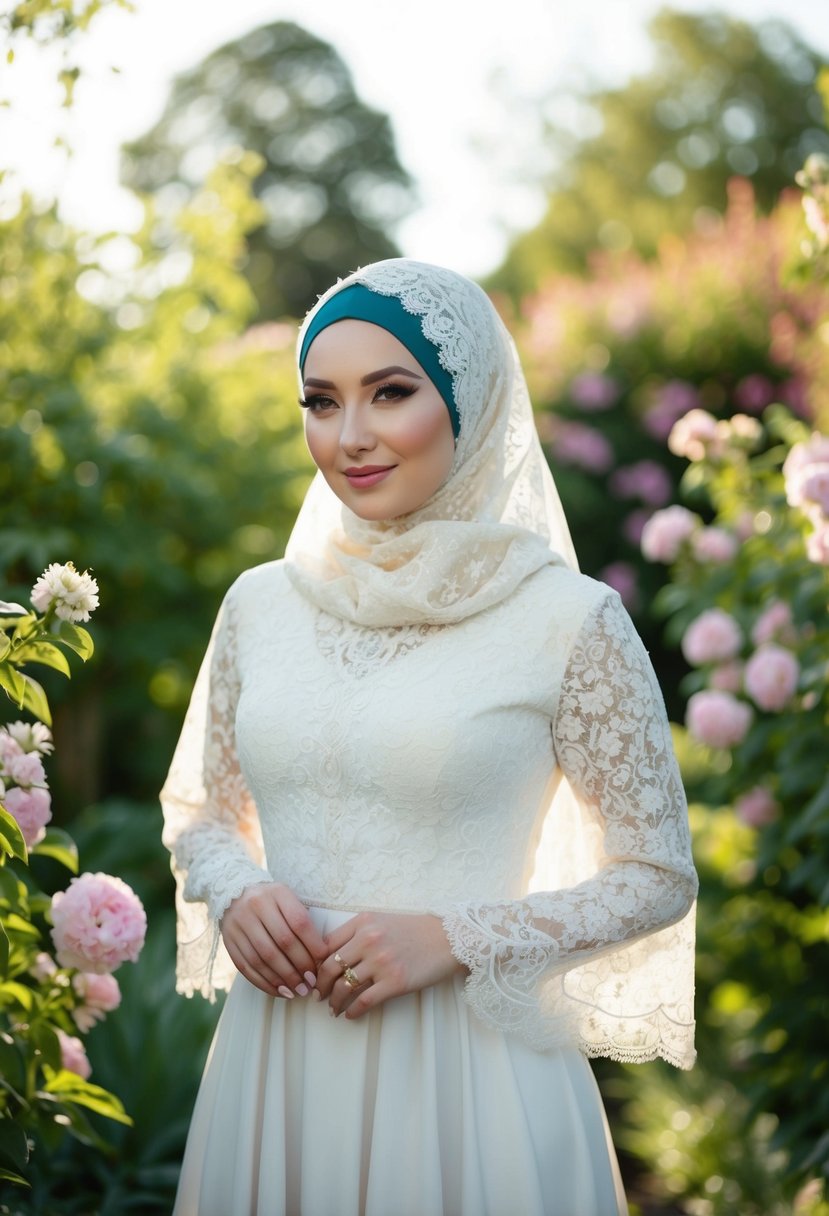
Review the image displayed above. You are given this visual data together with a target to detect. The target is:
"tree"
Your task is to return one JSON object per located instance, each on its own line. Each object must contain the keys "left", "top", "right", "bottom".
{"left": 489, "top": 8, "right": 829, "bottom": 300}
{"left": 121, "top": 21, "right": 415, "bottom": 320}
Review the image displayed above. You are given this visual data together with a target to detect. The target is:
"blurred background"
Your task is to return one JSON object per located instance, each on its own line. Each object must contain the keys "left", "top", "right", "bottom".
{"left": 1, "top": 0, "right": 829, "bottom": 1211}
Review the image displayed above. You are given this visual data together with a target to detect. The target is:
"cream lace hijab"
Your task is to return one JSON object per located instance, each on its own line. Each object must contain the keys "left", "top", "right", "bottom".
{"left": 284, "top": 259, "right": 578, "bottom": 626}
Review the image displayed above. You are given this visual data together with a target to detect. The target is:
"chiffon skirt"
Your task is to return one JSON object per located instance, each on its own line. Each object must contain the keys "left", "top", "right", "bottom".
{"left": 174, "top": 908, "right": 628, "bottom": 1216}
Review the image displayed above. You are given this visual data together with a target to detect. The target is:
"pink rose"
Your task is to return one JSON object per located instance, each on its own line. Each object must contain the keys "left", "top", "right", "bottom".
{"left": 6, "top": 751, "right": 46, "bottom": 788}
{"left": 51, "top": 872, "right": 147, "bottom": 973}
{"left": 668, "top": 409, "right": 722, "bottom": 461}
{"left": 641, "top": 506, "right": 700, "bottom": 563}
{"left": 751, "top": 601, "right": 794, "bottom": 647}
{"left": 709, "top": 661, "right": 744, "bottom": 693}
{"left": 2, "top": 785, "right": 52, "bottom": 848}
{"left": 682, "top": 609, "right": 743, "bottom": 666}
{"left": 744, "top": 645, "right": 799, "bottom": 712}
{"left": 686, "top": 690, "right": 753, "bottom": 749}
{"left": 690, "top": 527, "right": 738, "bottom": 565}
{"left": 72, "top": 971, "right": 122, "bottom": 1031}
{"left": 735, "top": 786, "right": 779, "bottom": 829}
{"left": 57, "top": 1029, "right": 91, "bottom": 1080}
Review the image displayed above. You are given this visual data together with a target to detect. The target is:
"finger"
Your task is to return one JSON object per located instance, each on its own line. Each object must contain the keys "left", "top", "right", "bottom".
{"left": 242, "top": 924, "right": 308, "bottom": 992}
{"left": 277, "top": 893, "right": 329, "bottom": 963}
{"left": 224, "top": 938, "right": 281, "bottom": 997}
{"left": 255, "top": 908, "right": 321, "bottom": 989}
{"left": 328, "top": 966, "right": 370, "bottom": 1016}
{"left": 316, "top": 947, "right": 358, "bottom": 1000}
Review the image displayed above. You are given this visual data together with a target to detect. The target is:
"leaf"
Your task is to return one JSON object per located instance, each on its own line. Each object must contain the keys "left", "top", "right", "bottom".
{"left": 0, "top": 866, "right": 25, "bottom": 909}
{"left": 12, "top": 640, "right": 71, "bottom": 678}
{"left": 2, "top": 913, "right": 40, "bottom": 939}
{"left": 0, "top": 1166, "right": 29, "bottom": 1186}
{"left": 0, "top": 982, "right": 36, "bottom": 1012}
{"left": 0, "top": 602, "right": 26, "bottom": 615}
{"left": 42, "top": 1073, "right": 133, "bottom": 1125}
{"left": 0, "top": 805, "right": 28, "bottom": 863}
{"left": 19, "top": 674, "right": 51, "bottom": 726}
{"left": 0, "top": 921, "right": 8, "bottom": 977}
{"left": 55, "top": 621, "right": 94, "bottom": 661}
{"left": 31, "top": 828, "right": 78, "bottom": 873}
{"left": 0, "top": 661, "right": 26, "bottom": 708}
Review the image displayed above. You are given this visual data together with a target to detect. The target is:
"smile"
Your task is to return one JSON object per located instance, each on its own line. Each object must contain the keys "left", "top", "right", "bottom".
{"left": 343, "top": 466, "right": 396, "bottom": 488}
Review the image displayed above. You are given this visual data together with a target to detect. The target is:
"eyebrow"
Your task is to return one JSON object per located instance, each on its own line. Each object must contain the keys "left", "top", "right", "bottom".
{"left": 303, "top": 365, "right": 423, "bottom": 389}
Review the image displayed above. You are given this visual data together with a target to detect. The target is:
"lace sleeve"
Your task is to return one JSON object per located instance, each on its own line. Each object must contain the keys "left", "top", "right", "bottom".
{"left": 160, "top": 587, "right": 272, "bottom": 1000}
{"left": 442, "top": 590, "right": 698, "bottom": 1067}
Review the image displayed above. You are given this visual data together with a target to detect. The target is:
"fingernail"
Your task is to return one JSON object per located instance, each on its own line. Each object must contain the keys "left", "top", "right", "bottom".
{"left": 304, "top": 971, "right": 317, "bottom": 988}
{"left": 328, "top": 1005, "right": 335, "bottom": 1018}
{"left": 278, "top": 985, "right": 295, "bottom": 1000}
{"left": 311, "top": 989, "right": 322, "bottom": 1002}
{"left": 296, "top": 983, "right": 309, "bottom": 997}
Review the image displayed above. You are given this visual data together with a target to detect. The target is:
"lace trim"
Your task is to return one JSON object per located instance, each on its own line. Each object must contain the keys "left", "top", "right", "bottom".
{"left": 314, "top": 609, "right": 445, "bottom": 676}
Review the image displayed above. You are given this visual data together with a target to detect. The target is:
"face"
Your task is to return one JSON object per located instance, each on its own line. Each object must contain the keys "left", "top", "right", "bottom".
{"left": 301, "top": 319, "right": 456, "bottom": 521}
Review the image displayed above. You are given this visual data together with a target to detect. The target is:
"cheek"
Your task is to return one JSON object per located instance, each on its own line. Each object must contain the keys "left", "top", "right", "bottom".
{"left": 392, "top": 403, "right": 453, "bottom": 460}
{"left": 304, "top": 417, "right": 334, "bottom": 471}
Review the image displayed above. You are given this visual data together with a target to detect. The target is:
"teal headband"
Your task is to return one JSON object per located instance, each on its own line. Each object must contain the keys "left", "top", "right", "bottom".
{"left": 299, "top": 283, "right": 460, "bottom": 438}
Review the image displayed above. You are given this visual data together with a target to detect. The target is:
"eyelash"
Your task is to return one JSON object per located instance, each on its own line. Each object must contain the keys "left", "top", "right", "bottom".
{"left": 298, "top": 382, "right": 417, "bottom": 411}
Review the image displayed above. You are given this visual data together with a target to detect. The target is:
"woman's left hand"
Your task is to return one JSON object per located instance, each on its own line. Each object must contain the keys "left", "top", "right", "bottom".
{"left": 315, "top": 912, "right": 466, "bottom": 1019}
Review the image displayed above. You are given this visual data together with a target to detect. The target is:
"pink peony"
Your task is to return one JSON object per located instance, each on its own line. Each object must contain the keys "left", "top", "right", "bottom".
{"left": 0, "top": 732, "right": 23, "bottom": 766}
{"left": 682, "top": 609, "right": 743, "bottom": 666}
{"left": 6, "top": 751, "right": 46, "bottom": 788}
{"left": 51, "top": 872, "right": 147, "bottom": 973}
{"left": 744, "top": 645, "right": 799, "bottom": 712}
{"left": 610, "top": 460, "right": 673, "bottom": 507}
{"left": 3, "top": 785, "right": 52, "bottom": 848}
{"left": 783, "top": 435, "right": 829, "bottom": 507}
{"left": 57, "top": 1029, "right": 91, "bottom": 1080}
{"left": 735, "top": 786, "right": 780, "bottom": 829}
{"left": 568, "top": 372, "right": 620, "bottom": 412}
{"left": 691, "top": 527, "right": 738, "bottom": 565}
{"left": 751, "top": 601, "right": 795, "bottom": 647}
{"left": 668, "top": 409, "right": 722, "bottom": 461}
{"left": 72, "top": 971, "right": 122, "bottom": 1032}
{"left": 640, "top": 506, "right": 700, "bottom": 562}
{"left": 709, "top": 661, "right": 744, "bottom": 693}
{"left": 798, "top": 464, "right": 829, "bottom": 517}
{"left": 686, "top": 690, "right": 753, "bottom": 749}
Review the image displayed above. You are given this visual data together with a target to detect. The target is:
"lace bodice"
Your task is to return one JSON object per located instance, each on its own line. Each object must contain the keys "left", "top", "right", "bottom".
{"left": 161, "top": 560, "right": 697, "bottom": 1067}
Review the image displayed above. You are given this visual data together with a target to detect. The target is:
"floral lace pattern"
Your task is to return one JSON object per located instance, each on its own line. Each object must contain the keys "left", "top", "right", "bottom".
{"left": 161, "top": 562, "right": 697, "bottom": 1067}
{"left": 443, "top": 594, "right": 697, "bottom": 1066}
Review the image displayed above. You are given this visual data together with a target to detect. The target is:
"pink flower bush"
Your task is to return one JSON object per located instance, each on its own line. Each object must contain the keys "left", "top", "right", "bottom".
{"left": 598, "top": 562, "right": 639, "bottom": 610}
{"left": 51, "top": 872, "right": 147, "bottom": 973}
{"left": 734, "top": 374, "right": 776, "bottom": 414}
{"left": 30, "top": 951, "right": 58, "bottom": 983}
{"left": 5, "top": 720, "right": 53, "bottom": 755}
{"left": 686, "top": 690, "right": 753, "bottom": 749}
{"left": 549, "top": 420, "right": 614, "bottom": 473}
{"left": 744, "top": 644, "right": 800, "bottom": 712}
{"left": 668, "top": 408, "right": 723, "bottom": 462}
{"left": 2, "top": 786, "right": 52, "bottom": 849}
{"left": 643, "top": 379, "right": 701, "bottom": 440}
{"left": 806, "top": 523, "right": 829, "bottom": 565}
{"left": 682, "top": 609, "right": 743, "bottom": 665}
{"left": 610, "top": 460, "right": 673, "bottom": 507}
{"left": 709, "top": 661, "right": 744, "bottom": 693}
{"left": 691, "top": 527, "right": 738, "bottom": 565}
{"left": 735, "top": 786, "right": 780, "bottom": 829}
{"left": 568, "top": 372, "right": 620, "bottom": 411}
{"left": 640, "top": 506, "right": 700, "bottom": 562}
{"left": 57, "top": 1029, "right": 91, "bottom": 1080}
{"left": 751, "top": 601, "right": 795, "bottom": 647}
{"left": 72, "top": 971, "right": 122, "bottom": 1032}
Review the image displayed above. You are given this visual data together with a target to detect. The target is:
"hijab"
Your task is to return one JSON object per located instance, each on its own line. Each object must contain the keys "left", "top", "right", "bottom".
{"left": 284, "top": 259, "right": 578, "bottom": 626}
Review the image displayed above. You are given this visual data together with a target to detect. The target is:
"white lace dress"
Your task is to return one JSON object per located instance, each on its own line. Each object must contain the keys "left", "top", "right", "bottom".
{"left": 162, "top": 559, "right": 697, "bottom": 1216}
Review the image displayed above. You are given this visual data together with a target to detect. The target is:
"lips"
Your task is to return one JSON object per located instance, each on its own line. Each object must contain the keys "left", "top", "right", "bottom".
{"left": 343, "top": 465, "right": 396, "bottom": 488}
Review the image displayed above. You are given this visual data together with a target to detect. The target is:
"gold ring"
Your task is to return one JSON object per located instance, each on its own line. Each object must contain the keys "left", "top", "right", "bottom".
{"left": 343, "top": 966, "right": 360, "bottom": 989}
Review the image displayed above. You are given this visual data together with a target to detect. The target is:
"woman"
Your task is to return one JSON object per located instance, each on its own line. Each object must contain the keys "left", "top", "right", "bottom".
{"left": 161, "top": 258, "right": 697, "bottom": 1216}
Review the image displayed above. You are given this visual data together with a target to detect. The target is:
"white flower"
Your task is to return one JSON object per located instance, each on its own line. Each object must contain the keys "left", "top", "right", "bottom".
{"left": 30, "top": 563, "right": 99, "bottom": 623}
{"left": 5, "top": 721, "right": 54, "bottom": 756}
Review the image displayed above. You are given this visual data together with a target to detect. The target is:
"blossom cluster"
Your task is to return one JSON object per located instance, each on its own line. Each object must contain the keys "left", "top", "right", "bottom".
{"left": 32, "top": 952, "right": 123, "bottom": 1078}
{"left": 0, "top": 720, "right": 53, "bottom": 848}
{"left": 783, "top": 433, "right": 829, "bottom": 565}
{"left": 30, "top": 561, "right": 99, "bottom": 623}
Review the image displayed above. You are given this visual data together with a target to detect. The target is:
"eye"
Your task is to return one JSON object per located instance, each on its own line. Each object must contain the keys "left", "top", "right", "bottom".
{"left": 298, "top": 394, "right": 338, "bottom": 413}
{"left": 373, "top": 382, "right": 416, "bottom": 403}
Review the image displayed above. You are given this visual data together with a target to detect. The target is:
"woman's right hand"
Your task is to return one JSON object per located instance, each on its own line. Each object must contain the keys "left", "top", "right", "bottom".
{"left": 220, "top": 882, "right": 328, "bottom": 999}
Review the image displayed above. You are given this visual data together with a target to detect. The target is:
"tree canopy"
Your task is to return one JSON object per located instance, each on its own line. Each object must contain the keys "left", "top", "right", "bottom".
{"left": 121, "top": 21, "right": 415, "bottom": 320}
{"left": 489, "top": 8, "right": 829, "bottom": 299}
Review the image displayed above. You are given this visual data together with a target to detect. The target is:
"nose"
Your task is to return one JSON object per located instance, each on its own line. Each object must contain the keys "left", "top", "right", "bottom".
{"left": 338, "top": 404, "right": 377, "bottom": 456}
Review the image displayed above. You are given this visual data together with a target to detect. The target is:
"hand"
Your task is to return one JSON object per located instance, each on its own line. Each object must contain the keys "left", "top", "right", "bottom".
{"left": 315, "top": 911, "right": 467, "bottom": 1020}
{"left": 220, "top": 882, "right": 328, "bottom": 999}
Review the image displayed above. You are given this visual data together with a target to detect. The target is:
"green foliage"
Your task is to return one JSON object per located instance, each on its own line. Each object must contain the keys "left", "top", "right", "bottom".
{"left": 490, "top": 9, "right": 829, "bottom": 299}
{"left": 0, "top": 155, "right": 312, "bottom": 807}
{"left": 121, "top": 21, "right": 414, "bottom": 319}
